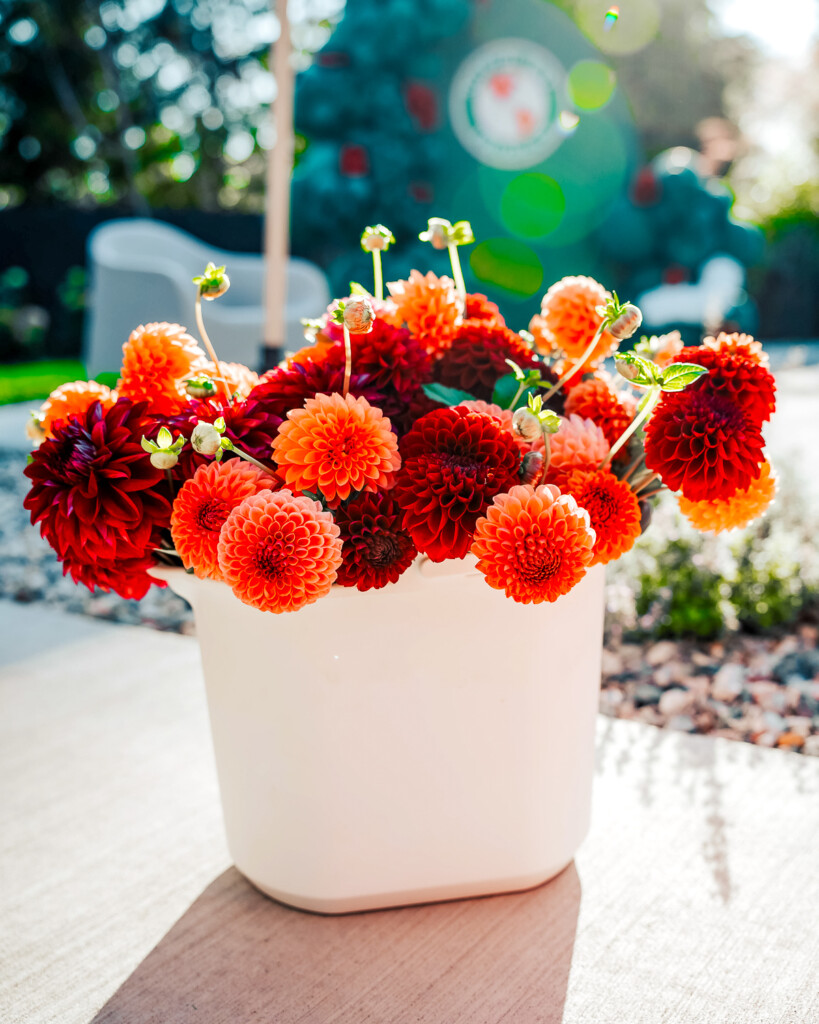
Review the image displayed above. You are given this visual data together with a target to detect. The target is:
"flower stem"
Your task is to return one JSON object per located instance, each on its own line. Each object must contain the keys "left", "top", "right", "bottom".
{"left": 448, "top": 243, "right": 466, "bottom": 306}
{"left": 621, "top": 452, "right": 645, "bottom": 483}
{"left": 225, "top": 440, "right": 276, "bottom": 475}
{"left": 195, "top": 294, "right": 232, "bottom": 402}
{"left": 373, "top": 249, "right": 383, "bottom": 303}
{"left": 638, "top": 486, "right": 666, "bottom": 501}
{"left": 165, "top": 468, "right": 175, "bottom": 501}
{"left": 600, "top": 385, "right": 660, "bottom": 468}
{"left": 153, "top": 547, "right": 179, "bottom": 557}
{"left": 507, "top": 381, "right": 527, "bottom": 411}
{"left": 539, "top": 431, "right": 552, "bottom": 485}
{"left": 540, "top": 320, "right": 606, "bottom": 403}
{"left": 633, "top": 471, "right": 661, "bottom": 495}
{"left": 342, "top": 324, "right": 352, "bottom": 397}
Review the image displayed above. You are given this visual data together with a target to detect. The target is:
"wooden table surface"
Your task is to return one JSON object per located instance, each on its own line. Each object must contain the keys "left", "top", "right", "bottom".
{"left": 1, "top": 601, "right": 818, "bottom": 1024}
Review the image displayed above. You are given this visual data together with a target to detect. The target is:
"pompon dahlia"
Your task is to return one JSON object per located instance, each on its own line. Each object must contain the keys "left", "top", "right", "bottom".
{"left": 40, "top": 380, "right": 117, "bottom": 438}
{"left": 434, "top": 319, "right": 539, "bottom": 402}
{"left": 247, "top": 357, "right": 384, "bottom": 421}
{"left": 387, "top": 270, "right": 461, "bottom": 356}
{"left": 23, "top": 399, "right": 171, "bottom": 598}
{"left": 560, "top": 468, "right": 642, "bottom": 565}
{"left": 529, "top": 276, "right": 617, "bottom": 366}
{"left": 334, "top": 491, "right": 417, "bottom": 590}
{"left": 171, "top": 460, "right": 279, "bottom": 579}
{"left": 471, "top": 484, "right": 595, "bottom": 603}
{"left": 217, "top": 489, "right": 342, "bottom": 613}
{"left": 644, "top": 390, "right": 766, "bottom": 502}
{"left": 549, "top": 415, "right": 610, "bottom": 475}
{"left": 118, "top": 322, "right": 206, "bottom": 417}
{"left": 465, "top": 292, "right": 505, "bottom": 326}
{"left": 272, "top": 392, "right": 401, "bottom": 505}
{"left": 673, "top": 332, "right": 776, "bottom": 424}
{"left": 564, "top": 377, "right": 637, "bottom": 452}
{"left": 394, "top": 407, "right": 522, "bottom": 562}
{"left": 678, "top": 460, "right": 777, "bottom": 533}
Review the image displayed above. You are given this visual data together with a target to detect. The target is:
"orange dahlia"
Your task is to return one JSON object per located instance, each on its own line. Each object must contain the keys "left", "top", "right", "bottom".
{"left": 651, "top": 330, "right": 685, "bottom": 368}
{"left": 564, "top": 377, "right": 637, "bottom": 452}
{"left": 39, "top": 380, "right": 117, "bottom": 437}
{"left": 465, "top": 292, "right": 505, "bottom": 326}
{"left": 217, "top": 489, "right": 342, "bottom": 613}
{"left": 560, "top": 468, "right": 642, "bottom": 565}
{"left": 678, "top": 460, "right": 777, "bottom": 532}
{"left": 387, "top": 270, "right": 461, "bottom": 356}
{"left": 272, "top": 392, "right": 401, "bottom": 505}
{"left": 549, "top": 415, "right": 609, "bottom": 474}
{"left": 118, "top": 322, "right": 206, "bottom": 417}
{"left": 529, "top": 276, "right": 617, "bottom": 366}
{"left": 171, "top": 460, "right": 279, "bottom": 580}
{"left": 471, "top": 484, "right": 595, "bottom": 603}
{"left": 673, "top": 332, "right": 776, "bottom": 425}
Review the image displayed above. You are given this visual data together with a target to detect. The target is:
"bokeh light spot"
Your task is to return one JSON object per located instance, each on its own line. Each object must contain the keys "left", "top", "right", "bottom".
{"left": 470, "top": 239, "right": 543, "bottom": 299}
{"left": 568, "top": 61, "right": 616, "bottom": 111}
{"left": 576, "top": 0, "right": 659, "bottom": 55}
{"left": 500, "top": 174, "right": 565, "bottom": 240}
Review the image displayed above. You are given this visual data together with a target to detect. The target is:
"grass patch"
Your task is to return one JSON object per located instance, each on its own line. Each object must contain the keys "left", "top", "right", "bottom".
{"left": 0, "top": 360, "right": 87, "bottom": 405}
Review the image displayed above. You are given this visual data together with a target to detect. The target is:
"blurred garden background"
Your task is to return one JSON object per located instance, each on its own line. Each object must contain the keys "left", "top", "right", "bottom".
{"left": 2, "top": 0, "right": 819, "bottom": 750}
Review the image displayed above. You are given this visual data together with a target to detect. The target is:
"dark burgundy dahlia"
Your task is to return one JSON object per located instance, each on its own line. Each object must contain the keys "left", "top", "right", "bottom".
{"left": 170, "top": 396, "right": 283, "bottom": 480}
{"left": 334, "top": 491, "right": 417, "bottom": 590}
{"left": 247, "top": 356, "right": 384, "bottom": 421}
{"left": 325, "top": 316, "right": 433, "bottom": 402}
{"left": 644, "top": 389, "right": 766, "bottom": 502}
{"left": 433, "top": 319, "right": 539, "bottom": 402}
{"left": 23, "top": 399, "right": 171, "bottom": 598}
{"left": 393, "top": 407, "right": 522, "bottom": 561}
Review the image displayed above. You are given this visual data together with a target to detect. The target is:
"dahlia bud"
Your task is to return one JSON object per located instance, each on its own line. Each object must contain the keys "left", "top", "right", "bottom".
{"left": 26, "top": 411, "right": 45, "bottom": 447}
{"left": 185, "top": 375, "right": 217, "bottom": 399}
{"left": 608, "top": 303, "right": 643, "bottom": 341}
{"left": 615, "top": 357, "right": 642, "bottom": 382}
{"left": 150, "top": 449, "right": 179, "bottom": 471}
{"left": 520, "top": 450, "right": 545, "bottom": 485}
{"left": 360, "top": 224, "right": 395, "bottom": 253}
{"left": 190, "top": 420, "right": 223, "bottom": 456}
{"left": 419, "top": 217, "right": 452, "bottom": 250}
{"left": 512, "top": 407, "right": 542, "bottom": 443}
{"left": 141, "top": 425, "right": 186, "bottom": 468}
{"left": 342, "top": 298, "right": 375, "bottom": 334}
{"left": 192, "top": 261, "right": 230, "bottom": 301}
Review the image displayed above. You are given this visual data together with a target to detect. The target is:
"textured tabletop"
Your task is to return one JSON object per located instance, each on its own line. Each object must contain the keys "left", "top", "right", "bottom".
{"left": 1, "top": 600, "right": 818, "bottom": 1024}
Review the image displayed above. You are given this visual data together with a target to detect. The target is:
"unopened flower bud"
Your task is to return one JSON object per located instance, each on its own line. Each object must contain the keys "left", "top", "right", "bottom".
{"left": 361, "top": 224, "right": 395, "bottom": 252}
{"left": 185, "top": 375, "right": 217, "bottom": 398}
{"left": 193, "top": 262, "right": 230, "bottom": 300}
{"left": 191, "top": 420, "right": 222, "bottom": 456}
{"left": 615, "top": 357, "right": 642, "bottom": 382}
{"left": 609, "top": 303, "right": 642, "bottom": 341}
{"left": 150, "top": 449, "right": 179, "bottom": 470}
{"left": 26, "top": 411, "right": 45, "bottom": 446}
{"left": 520, "top": 450, "right": 545, "bottom": 485}
{"left": 512, "top": 406, "right": 542, "bottom": 443}
{"left": 343, "top": 298, "right": 375, "bottom": 334}
{"left": 421, "top": 218, "right": 451, "bottom": 250}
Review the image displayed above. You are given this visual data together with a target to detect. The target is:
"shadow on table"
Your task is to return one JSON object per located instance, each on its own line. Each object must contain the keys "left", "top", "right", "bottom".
{"left": 92, "top": 862, "right": 582, "bottom": 1023}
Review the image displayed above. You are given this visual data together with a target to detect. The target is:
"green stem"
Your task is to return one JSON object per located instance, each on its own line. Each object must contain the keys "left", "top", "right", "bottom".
{"left": 448, "top": 243, "right": 466, "bottom": 306}
{"left": 539, "top": 431, "right": 552, "bottom": 485}
{"left": 165, "top": 468, "right": 175, "bottom": 501}
{"left": 621, "top": 452, "right": 645, "bottom": 483}
{"left": 195, "top": 294, "right": 232, "bottom": 402}
{"left": 225, "top": 441, "right": 276, "bottom": 476}
{"left": 633, "top": 471, "right": 661, "bottom": 495}
{"left": 541, "top": 320, "right": 607, "bottom": 403}
{"left": 373, "top": 249, "right": 383, "bottom": 303}
{"left": 342, "top": 324, "right": 352, "bottom": 397}
{"left": 507, "top": 381, "right": 527, "bottom": 411}
{"left": 638, "top": 486, "right": 666, "bottom": 500}
{"left": 600, "top": 386, "right": 661, "bottom": 468}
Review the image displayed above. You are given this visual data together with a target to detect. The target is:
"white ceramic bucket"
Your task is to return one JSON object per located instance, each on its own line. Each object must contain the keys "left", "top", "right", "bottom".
{"left": 162, "top": 557, "right": 605, "bottom": 914}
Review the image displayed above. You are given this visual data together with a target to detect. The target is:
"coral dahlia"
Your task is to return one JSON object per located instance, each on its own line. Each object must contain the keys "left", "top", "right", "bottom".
{"left": 23, "top": 399, "right": 171, "bottom": 598}
{"left": 560, "top": 468, "right": 642, "bottom": 565}
{"left": 465, "top": 292, "right": 505, "bottom": 326}
{"left": 673, "top": 332, "right": 776, "bottom": 424}
{"left": 334, "top": 491, "right": 417, "bottom": 590}
{"left": 434, "top": 319, "right": 539, "bottom": 402}
{"left": 394, "top": 407, "right": 522, "bottom": 561}
{"left": 40, "top": 380, "right": 117, "bottom": 438}
{"left": 118, "top": 322, "right": 206, "bottom": 417}
{"left": 549, "top": 415, "right": 610, "bottom": 474}
{"left": 387, "top": 270, "right": 461, "bottom": 356}
{"left": 171, "top": 460, "right": 279, "bottom": 580}
{"left": 272, "top": 392, "right": 401, "bottom": 505}
{"left": 217, "top": 489, "right": 342, "bottom": 613}
{"left": 564, "top": 377, "right": 637, "bottom": 452}
{"left": 529, "top": 276, "right": 617, "bottom": 366}
{"left": 678, "top": 459, "right": 777, "bottom": 532}
{"left": 471, "top": 484, "right": 595, "bottom": 603}
{"left": 644, "top": 390, "right": 766, "bottom": 502}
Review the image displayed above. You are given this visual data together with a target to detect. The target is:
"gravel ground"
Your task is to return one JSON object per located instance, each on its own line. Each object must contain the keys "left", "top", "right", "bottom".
{"left": 4, "top": 445, "right": 818, "bottom": 755}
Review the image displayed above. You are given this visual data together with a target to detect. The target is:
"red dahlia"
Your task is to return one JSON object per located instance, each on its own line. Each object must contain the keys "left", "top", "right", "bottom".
{"left": 644, "top": 389, "right": 765, "bottom": 501}
{"left": 672, "top": 332, "right": 776, "bottom": 424}
{"left": 465, "top": 292, "right": 505, "bottom": 326}
{"left": 434, "top": 319, "right": 539, "bottom": 402}
{"left": 334, "top": 491, "right": 418, "bottom": 590}
{"left": 170, "top": 396, "right": 283, "bottom": 479}
{"left": 23, "top": 399, "right": 171, "bottom": 598}
{"left": 247, "top": 356, "right": 384, "bottom": 421}
{"left": 393, "top": 407, "right": 522, "bottom": 561}
{"left": 324, "top": 316, "right": 433, "bottom": 401}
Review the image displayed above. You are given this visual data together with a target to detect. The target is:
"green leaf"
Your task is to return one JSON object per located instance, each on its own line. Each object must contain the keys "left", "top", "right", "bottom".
{"left": 504, "top": 359, "right": 526, "bottom": 381}
{"left": 421, "top": 382, "right": 477, "bottom": 406}
{"left": 348, "top": 281, "right": 370, "bottom": 297}
{"left": 659, "top": 363, "right": 710, "bottom": 392}
{"left": 492, "top": 373, "right": 534, "bottom": 410}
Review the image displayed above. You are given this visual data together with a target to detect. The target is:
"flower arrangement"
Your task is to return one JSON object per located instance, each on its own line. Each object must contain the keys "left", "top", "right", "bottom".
{"left": 23, "top": 220, "right": 778, "bottom": 614}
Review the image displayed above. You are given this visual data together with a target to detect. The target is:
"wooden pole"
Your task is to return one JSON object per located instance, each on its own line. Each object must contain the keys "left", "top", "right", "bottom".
{"left": 262, "top": 0, "right": 294, "bottom": 372}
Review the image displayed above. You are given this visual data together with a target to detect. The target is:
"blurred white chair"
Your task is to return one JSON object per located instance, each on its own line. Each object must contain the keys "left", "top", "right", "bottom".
{"left": 83, "top": 218, "right": 330, "bottom": 376}
{"left": 636, "top": 255, "right": 745, "bottom": 332}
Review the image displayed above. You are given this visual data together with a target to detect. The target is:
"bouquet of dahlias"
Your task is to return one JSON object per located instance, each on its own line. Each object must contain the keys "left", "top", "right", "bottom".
{"left": 23, "top": 219, "right": 777, "bottom": 613}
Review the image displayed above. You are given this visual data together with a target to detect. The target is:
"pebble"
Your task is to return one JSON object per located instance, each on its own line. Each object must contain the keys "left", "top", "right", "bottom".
{"left": 712, "top": 663, "right": 746, "bottom": 702}
{"left": 658, "top": 687, "right": 693, "bottom": 716}
{"left": 645, "top": 640, "right": 678, "bottom": 667}
{"left": 803, "top": 736, "right": 819, "bottom": 757}
{"left": 634, "top": 683, "right": 662, "bottom": 707}
{"left": 653, "top": 660, "right": 688, "bottom": 687}
{"left": 667, "top": 714, "right": 696, "bottom": 732}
